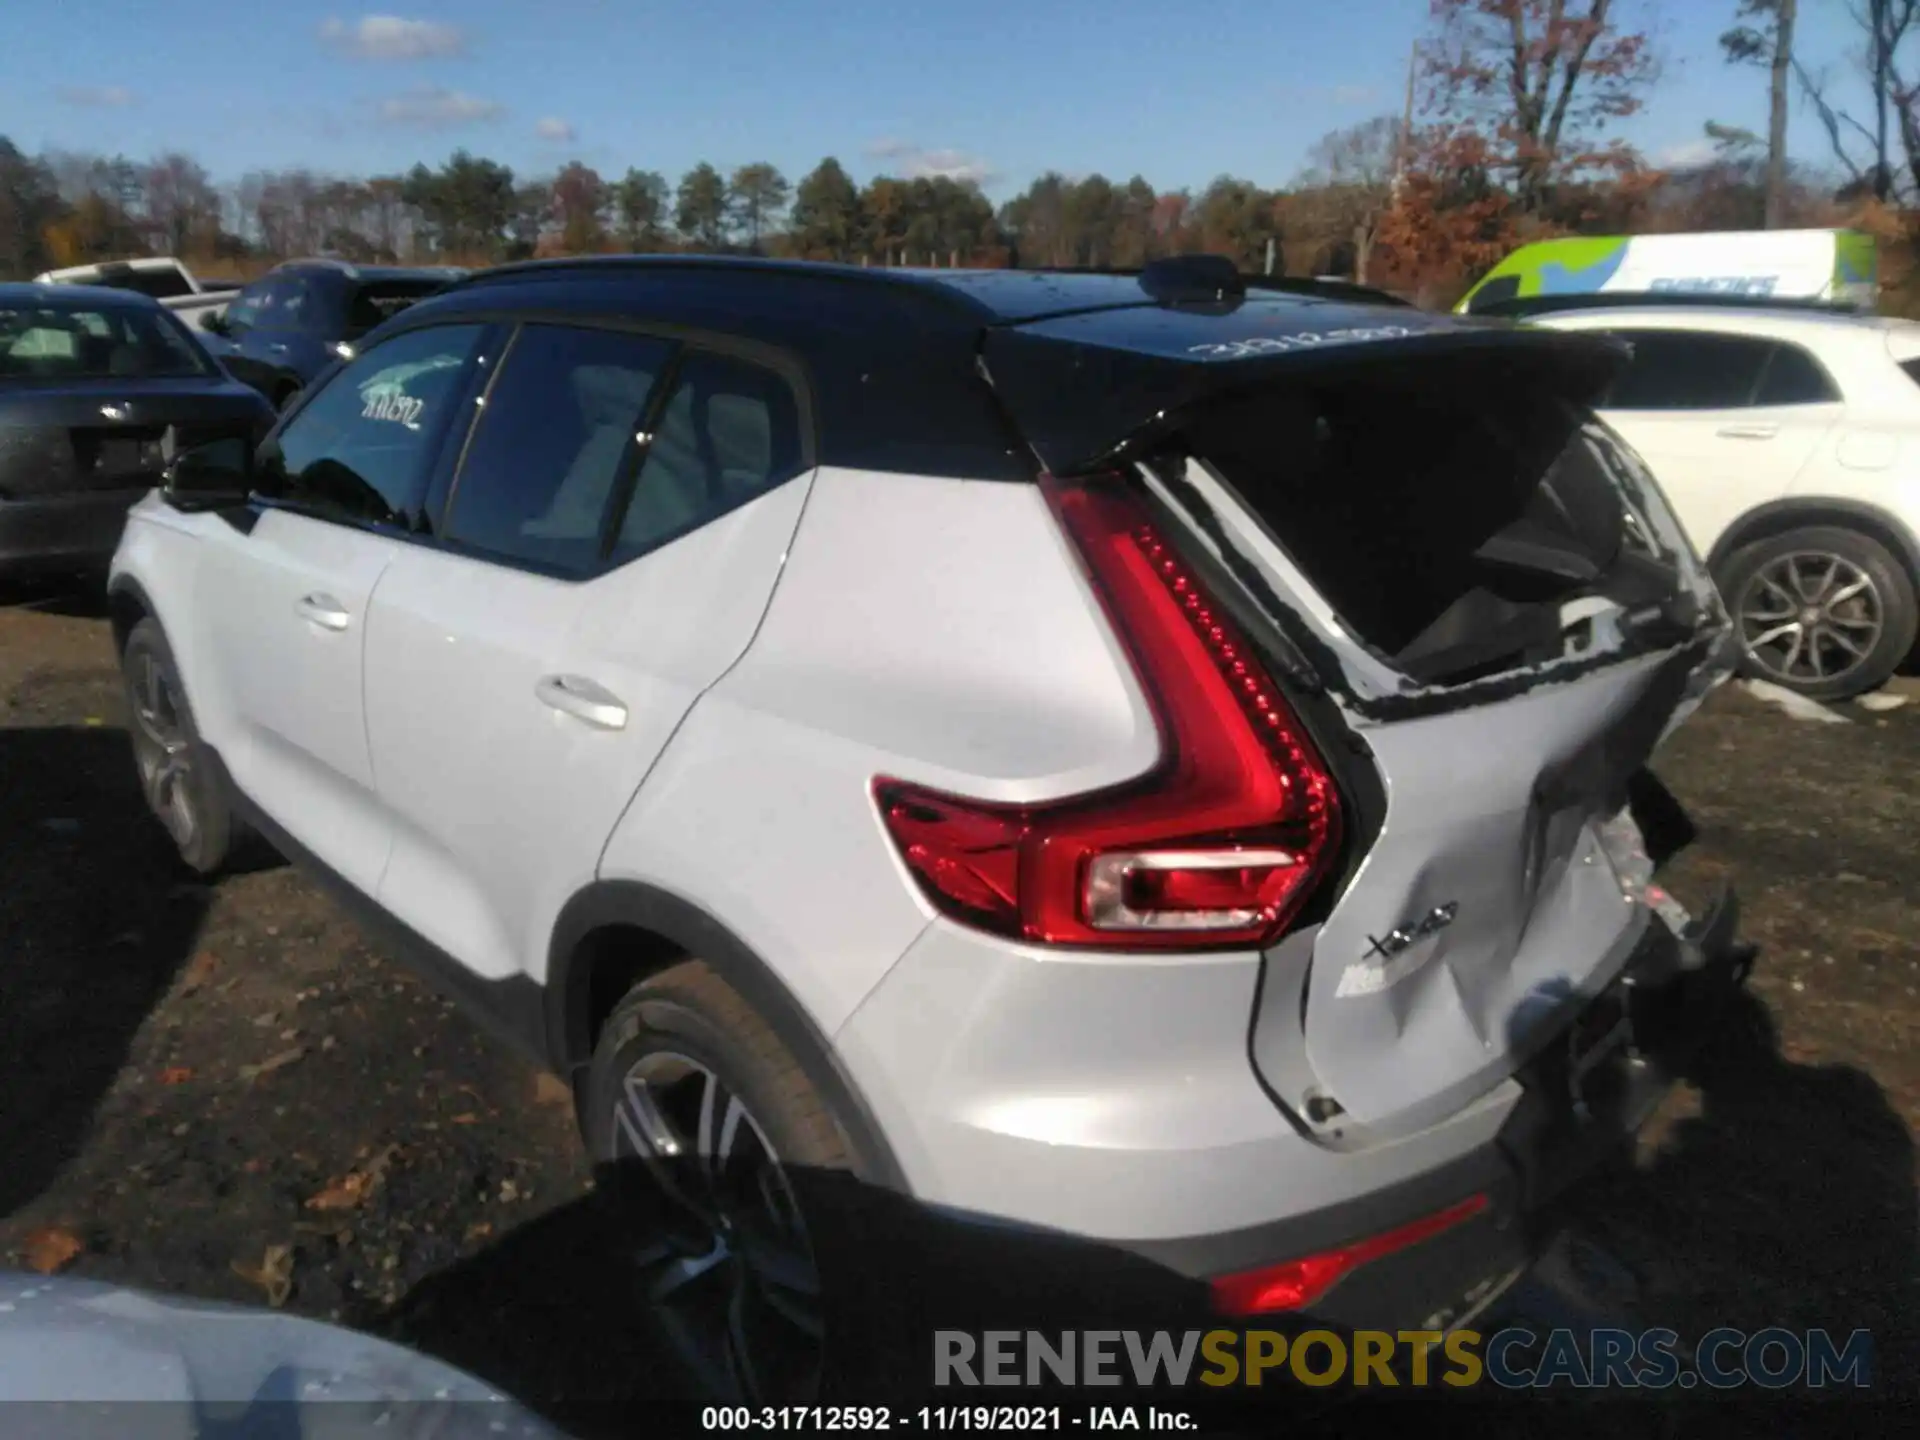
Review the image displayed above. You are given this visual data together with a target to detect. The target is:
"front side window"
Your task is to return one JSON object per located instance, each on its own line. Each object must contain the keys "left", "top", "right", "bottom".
{"left": 1599, "top": 330, "right": 1776, "bottom": 411}
{"left": 258, "top": 323, "right": 485, "bottom": 528}
{"left": 613, "top": 349, "right": 808, "bottom": 562}
{"left": 442, "top": 324, "right": 673, "bottom": 573}
{"left": 0, "top": 303, "right": 212, "bottom": 379}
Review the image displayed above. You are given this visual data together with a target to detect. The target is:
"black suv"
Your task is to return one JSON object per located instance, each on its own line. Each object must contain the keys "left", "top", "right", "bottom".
{"left": 200, "top": 259, "right": 464, "bottom": 409}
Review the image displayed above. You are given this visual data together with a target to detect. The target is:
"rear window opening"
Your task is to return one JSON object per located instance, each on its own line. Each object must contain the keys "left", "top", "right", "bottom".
{"left": 1158, "top": 353, "right": 1678, "bottom": 687}
{"left": 91, "top": 267, "right": 196, "bottom": 301}
{"left": 346, "top": 281, "right": 449, "bottom": 335}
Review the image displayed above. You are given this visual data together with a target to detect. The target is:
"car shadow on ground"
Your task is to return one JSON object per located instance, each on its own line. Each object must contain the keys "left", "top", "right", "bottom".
{"left": 0, "top": 725, "right": 213, "bottom": 1220}
{"left": 378, "top": 958, "right": 1914, "bottom": 1437}
{"left": 0, "top": 574, "right": 111, "bottom": 621}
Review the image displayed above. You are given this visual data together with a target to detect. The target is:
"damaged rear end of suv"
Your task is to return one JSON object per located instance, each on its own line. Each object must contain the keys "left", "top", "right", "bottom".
{"left": 840, "top": 258, "right": 1751, "bottom": 1349}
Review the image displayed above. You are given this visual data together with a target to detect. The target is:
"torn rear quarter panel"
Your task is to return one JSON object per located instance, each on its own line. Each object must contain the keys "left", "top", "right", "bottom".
{"left": 982, "top": 306, "right": 1737, "bottom": 1140}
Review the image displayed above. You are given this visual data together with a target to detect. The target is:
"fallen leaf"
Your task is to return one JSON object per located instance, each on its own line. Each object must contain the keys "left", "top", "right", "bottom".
{"left": 159, "top": 1067, "right": 194, "bottom": 1085}
{"left": 83, "top": 716, "right": 104, "bottom": 727}
{"left": 449, "top": 1112, "right": 478, "bottom": 1125}
{"left": 232, "top": 1243, "right": 294, "bottom": 1307}
{"left": 464, "top": 1222, "right": 493, "bottom": 1242}
{"left": 22, "top": 1227, "right": 84, "bottom": 1275}
{"left": 304, "top": 1145, "right": 399, "bottom": 1212}
{"left": 239, "top": 1047, "right": 306, "bottom": 1082}
{"left": 532, "top": 1073, "right": 572, "bottom": 1108}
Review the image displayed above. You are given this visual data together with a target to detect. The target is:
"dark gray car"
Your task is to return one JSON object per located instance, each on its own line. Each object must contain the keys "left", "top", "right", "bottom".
{"left": 0, "top": 283, "right": 273, "bottom": 581}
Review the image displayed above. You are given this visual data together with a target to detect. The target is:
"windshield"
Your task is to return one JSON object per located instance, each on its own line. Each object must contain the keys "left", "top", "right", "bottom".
{"left": 0, "top": 302, "right": 214, "bottom": 380}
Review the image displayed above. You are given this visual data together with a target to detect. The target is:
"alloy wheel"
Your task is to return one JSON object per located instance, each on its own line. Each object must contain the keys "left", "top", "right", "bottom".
{"left": 127, "top": 648, "right": 198, "bottom": 851}
{"left": 610, "top": 1052, "right": 823, "bottom": 1403}
{"left": 1735, "top": 550, "right": 1884, "bottom": 691}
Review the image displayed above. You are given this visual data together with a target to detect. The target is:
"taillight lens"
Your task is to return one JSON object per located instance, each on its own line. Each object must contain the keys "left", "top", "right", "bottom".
{"left": 875, "top": 473, "right": 1341, "bottom": 950}
{"left": 1208, "top": 1195, "right": 1491, "bottom": 1315}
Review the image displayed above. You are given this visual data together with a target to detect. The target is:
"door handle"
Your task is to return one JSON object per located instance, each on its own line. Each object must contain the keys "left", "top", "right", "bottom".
{"left": 1715, "top": 422, "right": 1779, "bottom": 439}
{"left": 265, "top": 342, "right": 290, "bottom": 354}
{"left": 296, "top": 593, "right": 351, "bottom": 631}
{"left": 535, "top": 674, "right": 628, "bottom": 731}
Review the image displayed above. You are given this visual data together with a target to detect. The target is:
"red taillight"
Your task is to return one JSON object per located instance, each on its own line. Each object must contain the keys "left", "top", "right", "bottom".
{"left": 1208, "top": 1195, "right": 1491, "bottom": 1315}
{"left": 874, "top": 473, "right": 1341, "bottom": 950}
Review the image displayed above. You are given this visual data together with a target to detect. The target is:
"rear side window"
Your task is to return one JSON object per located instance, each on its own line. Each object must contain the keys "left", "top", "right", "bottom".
{"left": 93, "top": 267, "right": 195, "bottom": 300}
{"left": 442, "top": 324, "right": 672, "bottom": 573}
{"left": 1599, "top": 331, "right": 1775, "bottom": 410}
{"left": 613, "top": 350, "right": 808, "bottom": 562}
{"left": 1753, "top": 342, "right": 1841, "bottom": 405}
{"left": 260, "top": 323, "right": 485, "bottom": 528}
{"left": 0, "top": 303, "right": 211, "bottom": 379}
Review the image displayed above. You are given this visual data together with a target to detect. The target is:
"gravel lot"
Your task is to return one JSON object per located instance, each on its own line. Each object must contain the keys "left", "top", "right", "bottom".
{"left": 2, "top": 584, "right": 1915, "bottom": 1431}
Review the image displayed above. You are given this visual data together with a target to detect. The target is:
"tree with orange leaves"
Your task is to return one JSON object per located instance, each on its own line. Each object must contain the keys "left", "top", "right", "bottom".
{"left": 1419, "top": 0, "right": 1658, "bottom": 217}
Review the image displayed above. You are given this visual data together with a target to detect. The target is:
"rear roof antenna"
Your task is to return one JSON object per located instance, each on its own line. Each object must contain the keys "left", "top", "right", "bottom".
{"left": 1138, "top": 255, "right": 1246, "bottom": 306}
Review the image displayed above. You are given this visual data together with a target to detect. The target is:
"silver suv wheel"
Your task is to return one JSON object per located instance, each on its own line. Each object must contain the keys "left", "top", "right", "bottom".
{"left": 611, "top": 1052, "right": 823, "bottom": 1404}
{"left": 1735, "top": 549, "right": 1884, "bottom": 691}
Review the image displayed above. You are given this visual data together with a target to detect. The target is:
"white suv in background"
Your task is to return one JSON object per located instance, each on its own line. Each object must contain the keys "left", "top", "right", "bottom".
{"left": 1525, "top": 298, "right": 1920, "bottom": 700}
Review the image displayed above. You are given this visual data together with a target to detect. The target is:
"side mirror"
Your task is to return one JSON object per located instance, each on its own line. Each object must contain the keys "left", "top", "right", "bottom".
{"left": 200, "top": 311, "right": 230, "bottom": 336}
{"left": 161, "top": 436, "right": 253, "bottom": 513}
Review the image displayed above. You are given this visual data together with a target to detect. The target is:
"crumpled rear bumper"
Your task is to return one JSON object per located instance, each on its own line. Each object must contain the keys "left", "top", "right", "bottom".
{"left": 1185, "top": 885, "right": 1753, "bottom": 1334}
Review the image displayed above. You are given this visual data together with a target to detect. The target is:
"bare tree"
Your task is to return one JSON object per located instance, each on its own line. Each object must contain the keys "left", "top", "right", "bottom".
{"left": 1295, "top": 116, "right": 1401, "bottom": 281}
{"left": 1790, "top": 0, "right": 1918, "bottom": 201}
{"left": 1721, "top": 0, "right": 1799, "bottom": 226}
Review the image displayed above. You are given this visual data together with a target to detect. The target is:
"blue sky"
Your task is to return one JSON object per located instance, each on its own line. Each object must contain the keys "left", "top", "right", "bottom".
{"left": 0, "top": 2, "right": 1888, "bottom": 195}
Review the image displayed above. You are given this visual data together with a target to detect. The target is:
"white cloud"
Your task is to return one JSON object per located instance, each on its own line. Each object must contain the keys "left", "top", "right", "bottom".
{"left": 376, "top": 85, "right": 503, "bottom": 128}
{"left": 57, "top": 85, "right": 135, "bottom": 108}
{"left": 866, "top": 140, "right": 996, "bottom": 185}
{"left": 1656, "top": 137, "right": 1721, "bottom": 169}
{"left": 534, "top": 116, "right": 577, "bottom": 142}
{"left": 320, "top": 14, "right": 468, "bottom": 61}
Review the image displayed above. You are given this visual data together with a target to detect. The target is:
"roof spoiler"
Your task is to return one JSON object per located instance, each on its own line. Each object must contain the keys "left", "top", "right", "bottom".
{"left": 982, "top": 321, "right": 1630, "bottom": 476}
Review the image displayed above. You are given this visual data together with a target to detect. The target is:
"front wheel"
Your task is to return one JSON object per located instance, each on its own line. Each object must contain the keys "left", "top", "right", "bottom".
{"left": 120, "top": 617, "right": 236, "bottom": 873}
{"left": 1718, "top": 525, "right": 1918, "bottom": 701}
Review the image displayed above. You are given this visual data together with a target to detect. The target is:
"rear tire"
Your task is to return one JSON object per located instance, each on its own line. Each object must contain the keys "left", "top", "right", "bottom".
{"left": 583, "top": 961, "right": 862, "bottom": 1405}
{"left": 1717, "top": 525, "right": 1917, "bottom": 701}
{"left": 119, "top": 617, "right": 236, "bottom": 874}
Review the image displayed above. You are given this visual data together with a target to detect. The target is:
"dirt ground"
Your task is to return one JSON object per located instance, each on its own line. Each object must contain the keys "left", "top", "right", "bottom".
{"left": 2, "top": 585, "right": 1916, "bottom": 1431}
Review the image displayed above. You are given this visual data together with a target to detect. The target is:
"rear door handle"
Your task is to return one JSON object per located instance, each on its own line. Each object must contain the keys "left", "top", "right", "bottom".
{"left": 1716, "top": 422, "right": 1779, "bottom": 439}
{"left": 535, "top": 674, "right": 628, "bottom": 731}
{"left": 265, "top": 342, "right": 290, "bottom": 354}
{"left": 296, "top": 593, "right": 351, "bottom": 631}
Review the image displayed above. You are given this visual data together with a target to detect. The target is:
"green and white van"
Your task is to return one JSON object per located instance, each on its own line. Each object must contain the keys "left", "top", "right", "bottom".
{"left": 1457, "top": 229, "right": 1878, "bottom": 315}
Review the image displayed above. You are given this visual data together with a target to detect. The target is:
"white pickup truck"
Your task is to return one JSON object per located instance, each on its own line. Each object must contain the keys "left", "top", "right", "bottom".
{"left": 31, "top": 256, "right": 242, "bottom": 331}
